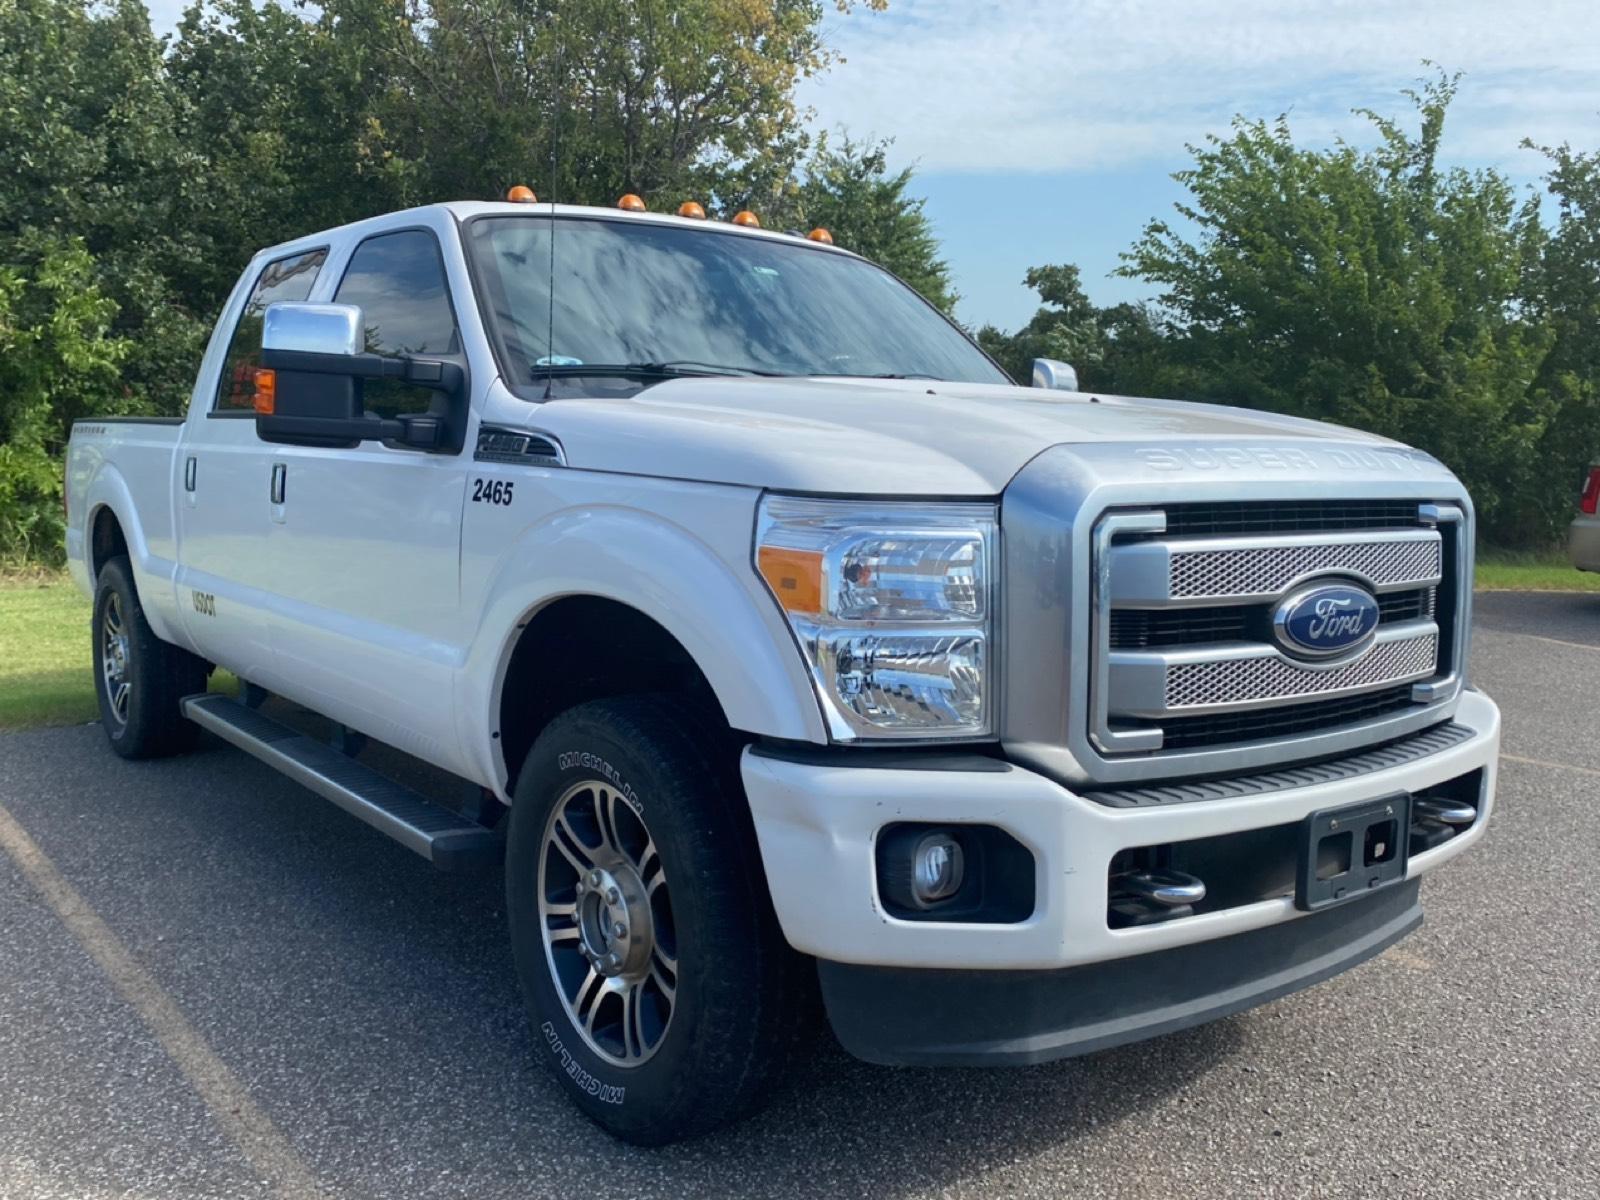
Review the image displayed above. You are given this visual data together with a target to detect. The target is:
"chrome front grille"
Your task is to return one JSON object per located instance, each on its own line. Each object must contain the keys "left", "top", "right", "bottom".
{"left": 1166, "top": 536, "right": 1441, "bottom": 599}
{"left": 1162, "top": 631, "right": 1437, "bottom": 710}
{"left": 1089, "top": 500, "right": 1469, "bottom": 765}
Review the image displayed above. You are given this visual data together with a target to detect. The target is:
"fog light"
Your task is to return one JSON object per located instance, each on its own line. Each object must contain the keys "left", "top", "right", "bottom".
{"left": 912, "top": 833, "right": 964, "bottom": 904}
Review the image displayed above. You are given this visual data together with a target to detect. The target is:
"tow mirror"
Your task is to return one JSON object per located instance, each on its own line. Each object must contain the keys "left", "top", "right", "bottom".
{"left": 1031, "top": 357, "right": 1079, "bottom": 392}
{"left": 264, "top": 301, "right": 364, "bottom": 360}
{"left": 254, "top": 301, "right": 465, "bottom": 451}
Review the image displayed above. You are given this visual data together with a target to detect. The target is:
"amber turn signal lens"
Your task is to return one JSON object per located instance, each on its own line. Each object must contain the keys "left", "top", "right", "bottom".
{"left": 506, "top": 185, "right": 538, "bottom": 203}
{"left": 757, "top": 545, "right": 824, "bottom": 615}
{"left": 807, "top": 228, "right": 834, "bottom": 244}
{"left": 677, "top": 201, "right": 707, "bottom": 219}
{"left": 617, "top": 193, "right": 647, "bottom": 212}
{"left": 252, "top": 368, "right": 276, "bottom": 415}
{"left": 732, "top": 210, "right": 760, "bottom": 227}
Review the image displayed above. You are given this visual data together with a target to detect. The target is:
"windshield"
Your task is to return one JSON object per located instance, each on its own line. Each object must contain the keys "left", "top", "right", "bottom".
{"left": 465, "top": 215, "right": 1009, "bottom": 396}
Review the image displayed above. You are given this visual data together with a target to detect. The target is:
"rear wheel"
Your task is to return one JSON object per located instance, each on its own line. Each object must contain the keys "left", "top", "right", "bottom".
{"left": 506, "top": 695, "right": 806, "bottom": 1144}
{"left": 92, "top": 556, "right": 208, "bottom": 759}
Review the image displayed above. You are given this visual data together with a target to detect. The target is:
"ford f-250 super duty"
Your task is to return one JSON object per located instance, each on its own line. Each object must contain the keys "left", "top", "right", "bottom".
{"left": 65, "top": 194, "right": 1500, "bottom": 1145}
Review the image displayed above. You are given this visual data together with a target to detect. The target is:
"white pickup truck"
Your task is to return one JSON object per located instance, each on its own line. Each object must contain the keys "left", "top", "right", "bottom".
{"left": 66, "top": 196, "right": 1500, "bottom": 1144}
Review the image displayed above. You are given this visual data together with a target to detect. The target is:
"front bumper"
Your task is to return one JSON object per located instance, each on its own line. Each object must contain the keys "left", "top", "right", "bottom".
{"left": 1571, "top": 514, "right": 1600, "bottom": 573}
{"left": 741, "top": 688, "right": 1498, "bottom": 974}
{"left": 818, "top": 878, "right": 1421, "bottom": 1066}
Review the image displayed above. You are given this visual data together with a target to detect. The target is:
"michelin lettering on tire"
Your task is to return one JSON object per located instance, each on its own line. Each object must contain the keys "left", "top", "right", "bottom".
{"left": 557, "top": 751, "right": 643, "bottom": 814}
{"left": 541, "top": 1020, "right": 626, "bottom": 1105}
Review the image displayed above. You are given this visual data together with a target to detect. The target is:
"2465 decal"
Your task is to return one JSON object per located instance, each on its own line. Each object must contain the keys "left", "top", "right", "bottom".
{"left": 472, "top": 478, "right": 514, "bottom": 506}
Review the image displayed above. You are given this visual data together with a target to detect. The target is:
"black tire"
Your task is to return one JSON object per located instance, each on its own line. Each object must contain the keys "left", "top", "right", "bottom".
{"left": 506, "top": 695, "right": 807, "bottom": 1145}
{"left": 92, "top": 555, "right": 208, "bottom": 759}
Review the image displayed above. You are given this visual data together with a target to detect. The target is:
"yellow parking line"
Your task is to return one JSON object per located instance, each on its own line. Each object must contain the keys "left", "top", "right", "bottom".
{"left": 0, "top": 802, "right": 327, "bottom": 1199}
{"left": 1501, "top": 752, "right": 1600, "bottom": 778}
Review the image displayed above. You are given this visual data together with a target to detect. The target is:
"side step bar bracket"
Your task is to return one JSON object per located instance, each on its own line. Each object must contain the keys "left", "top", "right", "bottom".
{"left": 182, "top": 693, "right": 500, "bottom": 871}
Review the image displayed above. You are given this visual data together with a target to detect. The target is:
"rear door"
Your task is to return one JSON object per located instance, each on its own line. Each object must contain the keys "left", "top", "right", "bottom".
{"left": 258, "top": 219, "right": 473, "bottom": 769}
{"left": 175, "top": 246, "right": 328, "bottom": 678}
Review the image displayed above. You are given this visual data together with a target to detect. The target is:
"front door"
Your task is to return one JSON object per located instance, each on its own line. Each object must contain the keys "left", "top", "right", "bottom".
{"left": 258, "top": 224, "right": 472, "bottom": 772}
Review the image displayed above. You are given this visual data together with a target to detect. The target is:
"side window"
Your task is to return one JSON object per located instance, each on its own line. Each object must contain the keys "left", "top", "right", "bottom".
{"left": 214, "top": 249, "right": 327, "bottom": 411}
{"left": 334, "top": 229, "right": 461, "bottom": 418}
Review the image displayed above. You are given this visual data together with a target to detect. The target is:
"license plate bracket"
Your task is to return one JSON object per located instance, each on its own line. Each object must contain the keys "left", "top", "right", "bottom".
{"left": 1295, "top": 794, "right": 1411, "bottom": 911}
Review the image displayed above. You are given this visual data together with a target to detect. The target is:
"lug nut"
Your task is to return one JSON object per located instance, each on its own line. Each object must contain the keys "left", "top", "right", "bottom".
{"left": 612, "top": 922, "right": 626, "bottom": 938}
{"left": 588, "top": 870, "right": 602, "bottom": 887}
{"left": 607, "top": 887, "right": 620, "bottom": 904}
{"left": 574, "top": 882, "right": 586, "bottom": 896}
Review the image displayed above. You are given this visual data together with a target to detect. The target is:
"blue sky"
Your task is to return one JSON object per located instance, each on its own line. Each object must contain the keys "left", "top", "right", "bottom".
{"left": 795, "top": 0, "right": 1600, "bottom": 330}
{"left": 145, "top": 1, "right": 1600, "bottom": 332}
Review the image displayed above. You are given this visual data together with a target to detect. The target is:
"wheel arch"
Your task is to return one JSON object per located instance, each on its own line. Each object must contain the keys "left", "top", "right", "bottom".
{"left": 88, "top": 502, "right": 130, "bottom": 584}
{"left": 463, "top": 507, "right": 827, "bottom": 797}
{"left": 496, "top": 595, "right": 736, "bottom": 795}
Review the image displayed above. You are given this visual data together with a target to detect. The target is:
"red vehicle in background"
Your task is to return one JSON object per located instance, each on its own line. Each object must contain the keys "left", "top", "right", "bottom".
{"left": 1572, "top": 462, "right": 1600, "bottom": 572}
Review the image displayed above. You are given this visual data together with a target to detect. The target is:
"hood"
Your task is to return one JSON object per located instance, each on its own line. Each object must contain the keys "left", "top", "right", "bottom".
{"left": 494, "top": 376, "right": 1403, "bottom": 495}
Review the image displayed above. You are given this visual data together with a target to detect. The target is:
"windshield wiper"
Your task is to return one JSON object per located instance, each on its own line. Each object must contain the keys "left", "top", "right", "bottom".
{"left": 806, "top": 371, "right": 942, "bottom": 381}
{"left": 532, "top": 360, "right": 784, "bottom": 381}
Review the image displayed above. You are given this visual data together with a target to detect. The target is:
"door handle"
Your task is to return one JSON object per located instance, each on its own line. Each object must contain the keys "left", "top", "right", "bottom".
{"left": 270, "top": 462, "right": 287, "bottom": 505}
{"left": 184, "top": 456, "right": 197, "bottom": 492}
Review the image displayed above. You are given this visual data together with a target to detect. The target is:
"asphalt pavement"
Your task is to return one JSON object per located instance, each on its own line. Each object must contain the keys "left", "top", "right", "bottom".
{"left": 1, "top": 591, "right": 1597, "bottom": 1199}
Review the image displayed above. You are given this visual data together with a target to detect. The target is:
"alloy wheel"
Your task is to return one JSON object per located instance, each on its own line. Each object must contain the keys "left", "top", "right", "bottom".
{"left": 537, "top": 779, "right": 678, "bottom": 1066}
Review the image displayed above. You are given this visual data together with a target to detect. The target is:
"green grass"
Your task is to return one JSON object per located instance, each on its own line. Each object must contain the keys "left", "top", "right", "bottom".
{"left": 0, "top": 574, "right": 97, "bottom": 730}
{"left": 1, "top": 572, "right": 238, "bottom": 731}
{"left": 1475, "top": 549, "right": 1600, "bottom": 592}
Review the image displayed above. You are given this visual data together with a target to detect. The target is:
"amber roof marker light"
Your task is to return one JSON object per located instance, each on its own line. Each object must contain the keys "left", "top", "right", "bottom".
{"left": 617, "top": 194, "right": 647, "bottom": 211}
{"left": 807, "top": 228, "right": 834, "bottom": 244}
{"left": 506, "top": 185, "right": 538, "bottom": 203}
{"left": 732, "top": 210, "right": 761, "bottom": 228}
{"left": 677, "top": 201, "right": 707, "bottom": 219}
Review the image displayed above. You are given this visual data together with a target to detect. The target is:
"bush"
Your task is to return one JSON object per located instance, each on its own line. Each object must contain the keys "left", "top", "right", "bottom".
{"left": 0, "top": 239, "right": 129, "bottom": 567}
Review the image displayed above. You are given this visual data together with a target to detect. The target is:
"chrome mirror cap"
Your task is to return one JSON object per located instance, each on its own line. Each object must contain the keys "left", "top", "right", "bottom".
{"left": 262, "top": 302, "right": 364, "bottom": 358}
{"left": 1031, "top": 357, "right": 1079, "bottom": 391}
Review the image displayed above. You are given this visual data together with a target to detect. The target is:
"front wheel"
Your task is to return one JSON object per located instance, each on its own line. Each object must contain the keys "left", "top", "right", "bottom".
{"left": 92, "top": 555, "right": 208, "bottom": 759}
{"left": 505, "top": 695, "right": 806, "bottom": 1144}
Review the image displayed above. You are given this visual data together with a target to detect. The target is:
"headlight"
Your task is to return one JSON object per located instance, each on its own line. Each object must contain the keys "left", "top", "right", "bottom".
{"left": 755, "top": 495, "right": 997, "bottom": 741}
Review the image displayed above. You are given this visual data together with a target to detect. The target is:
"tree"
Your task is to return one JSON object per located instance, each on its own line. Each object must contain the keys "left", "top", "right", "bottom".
{"left": 0, "top": 0, "right": 208, "bottom": 413}
{"left": 788, "top": 135, "right": 956, "bottom": 311}
{"left": 1523, "top": 141, "right": 1600, "bottom": 531}
{"left": 0, "top": 239, "right": 129, "bottom": 564}
{"left": 1118, "top": 71, "right": 1556, "bottom": 544}
{"left": 0, "top": 0, "right": 954, "bottom": 564}
{"left": 976, "top": 264, "right": 1106, "bottom": 382}
{"left": 974, "top": 264, "right": 1173, "bottom": 390}
{"left": 303, "top": 0, "right": 883, "bottom": 212}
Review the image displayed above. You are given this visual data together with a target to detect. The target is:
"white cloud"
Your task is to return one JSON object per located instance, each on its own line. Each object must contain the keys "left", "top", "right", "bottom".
{"left": 798, "top": 0, "right": 1600, "bottom": 175}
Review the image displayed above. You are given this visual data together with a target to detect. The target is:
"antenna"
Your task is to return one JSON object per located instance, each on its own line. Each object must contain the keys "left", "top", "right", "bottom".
{"left": 542, "top": 8, "right": 563, "bottom": 400}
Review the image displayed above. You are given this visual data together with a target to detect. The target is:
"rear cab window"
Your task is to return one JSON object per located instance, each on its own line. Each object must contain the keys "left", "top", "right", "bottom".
{"left": 213, "top": 249, "right": 327, "bottom": 412}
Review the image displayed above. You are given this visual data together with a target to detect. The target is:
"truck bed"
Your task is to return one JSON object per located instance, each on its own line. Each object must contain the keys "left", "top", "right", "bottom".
{"left": 65, "top": 418, "right": 186, "bottom": 620}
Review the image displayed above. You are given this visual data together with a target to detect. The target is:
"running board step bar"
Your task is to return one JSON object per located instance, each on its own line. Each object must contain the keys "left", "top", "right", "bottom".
{"left": 181, "top": 693, "right": 500, "bottom": 871}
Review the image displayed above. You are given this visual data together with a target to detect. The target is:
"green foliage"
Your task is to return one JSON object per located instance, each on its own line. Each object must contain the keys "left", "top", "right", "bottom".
{"left": 983, "top": 72, "right": 1598, "bottom": 547}
{"left": 789, "top": 135, "right": 957, "bottom": 312}
{"left": 0, "top": 238, "right": 129, "bottom": 565}
{"left": 1114, "top": 72, "right": 1562, "bottom": 543}
{"left": 1522, "top": 141, "right": 1600, "bottom": 537}
{"left": 977, "top": 264, "right": 1108, "bottom": 382}
{"left": 0, "top": 0, "right": 939, "bottom": 564}
{"left": 975, "top": 265, "right": 1173, "bottom": 390}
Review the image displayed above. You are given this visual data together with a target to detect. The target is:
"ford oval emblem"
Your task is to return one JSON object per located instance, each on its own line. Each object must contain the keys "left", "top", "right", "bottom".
{"left": 1272, "top": 582, "right": 1380, "bottom": 659}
